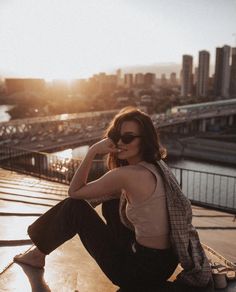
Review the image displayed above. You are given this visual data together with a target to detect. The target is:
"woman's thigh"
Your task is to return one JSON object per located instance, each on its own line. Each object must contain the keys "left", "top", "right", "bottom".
{"left": 102, "top": 199, "right": 135, "bottom": 248}
{"left": 117, "top": 248, "right": 178, "bottom": 288}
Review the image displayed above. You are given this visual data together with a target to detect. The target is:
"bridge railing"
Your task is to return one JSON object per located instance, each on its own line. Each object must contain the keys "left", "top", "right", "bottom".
{"left": 0, "top": 145, "right": 235, "bottom": 214}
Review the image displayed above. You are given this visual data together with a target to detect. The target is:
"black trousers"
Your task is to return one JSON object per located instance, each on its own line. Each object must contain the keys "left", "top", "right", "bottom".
{"left": 28, "top": 198, "right": 178, "bottom": 289}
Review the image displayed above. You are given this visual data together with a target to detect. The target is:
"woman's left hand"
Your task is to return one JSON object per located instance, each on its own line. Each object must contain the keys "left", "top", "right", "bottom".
{"left": 90, "top": 138, "right": 119, "bottom": 155}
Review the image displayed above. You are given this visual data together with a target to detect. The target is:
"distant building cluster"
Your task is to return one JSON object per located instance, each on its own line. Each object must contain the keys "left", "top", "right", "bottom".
{"left": 2, "top": 44, "right": 236, "bottom": 103}
{"left": 181, "top": 45, "right": 236, "bottom": 98}
{"left": 5, "top": 78, "right": 45, "bottom": 95}
{"left": 86, "top": 70, "right": 176, "bottom": 93}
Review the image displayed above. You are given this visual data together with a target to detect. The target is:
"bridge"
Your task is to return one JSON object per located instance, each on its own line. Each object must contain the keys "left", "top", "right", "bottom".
{"left": 0, "top": 102, "right": 236, "bottom": 153}
{"left": 159, "top": 106, "right": 236, "bottom": 134}
{"left": 0, "top": 110, "right": 117, "bottom": 152}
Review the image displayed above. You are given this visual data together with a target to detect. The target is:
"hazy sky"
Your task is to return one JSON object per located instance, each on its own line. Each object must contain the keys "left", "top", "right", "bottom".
{"left": 0, "top": 0, "right": 235, "bottom": 79}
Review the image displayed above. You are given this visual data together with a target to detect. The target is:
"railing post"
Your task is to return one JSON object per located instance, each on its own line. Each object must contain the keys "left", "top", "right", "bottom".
{"left": 180, "top": 168, "right": 183, "bottom": 189}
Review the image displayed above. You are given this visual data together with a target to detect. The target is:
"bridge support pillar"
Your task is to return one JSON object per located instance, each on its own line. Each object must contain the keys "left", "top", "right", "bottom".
{"left": 228, "top": 115, "right": 234, "bottom": 126}
{"left": 199, "top": 119, "right": 206, "bottom": 132}
{"left": 183, "top": 125, "right": 189, "bottom": 134}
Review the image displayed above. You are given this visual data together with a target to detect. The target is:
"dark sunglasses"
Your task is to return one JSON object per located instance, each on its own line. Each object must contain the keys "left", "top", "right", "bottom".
{"left": 108, "top": 132, "right": 142, "bottom": 144}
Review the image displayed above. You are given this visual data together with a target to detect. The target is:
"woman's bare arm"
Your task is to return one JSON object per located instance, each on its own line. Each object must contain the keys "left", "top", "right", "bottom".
{"left": 68, "top": 168, "right": 126, "bottom": 200}
{"left": 68, "top": 138, "right": 123, "bottom": 200}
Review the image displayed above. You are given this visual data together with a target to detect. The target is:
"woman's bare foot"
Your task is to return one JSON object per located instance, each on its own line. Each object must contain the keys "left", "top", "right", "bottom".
{"left": 14, "top": 247, "right": 46, "bottom": 268}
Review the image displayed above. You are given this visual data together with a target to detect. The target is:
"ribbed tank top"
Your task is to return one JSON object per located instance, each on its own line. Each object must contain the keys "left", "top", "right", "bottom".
{"left": 125, "top": 161, "right": 170, "bottom": 239}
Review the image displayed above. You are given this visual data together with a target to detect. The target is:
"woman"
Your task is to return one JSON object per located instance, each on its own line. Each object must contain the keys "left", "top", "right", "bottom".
{"left": 14, "top": 107, "right": 212, "bottom": 290}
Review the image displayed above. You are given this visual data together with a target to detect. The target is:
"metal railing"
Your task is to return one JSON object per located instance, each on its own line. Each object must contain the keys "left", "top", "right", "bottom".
{"left": 170, "top": 167, "right": 236, "bottom": 214}
{"left": 0, "top": 145, "right": 106, "bottom": 184}
{"left": 1, "top": 145, "right": 236, "bottom": 214}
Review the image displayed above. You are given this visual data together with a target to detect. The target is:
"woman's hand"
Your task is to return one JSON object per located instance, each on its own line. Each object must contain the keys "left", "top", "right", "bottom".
{"left": 90, "top": 138, "right": 119, "bottom": 155}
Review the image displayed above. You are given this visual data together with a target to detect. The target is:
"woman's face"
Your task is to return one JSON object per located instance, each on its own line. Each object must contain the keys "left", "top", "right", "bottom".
{"left": 116, "top": 120, "right": 143, "bottom": 165}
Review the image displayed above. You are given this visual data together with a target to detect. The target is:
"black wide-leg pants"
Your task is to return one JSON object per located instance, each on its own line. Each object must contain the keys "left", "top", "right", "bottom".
{"left": 28, "top": 198, "right": 178, "bottom": 288}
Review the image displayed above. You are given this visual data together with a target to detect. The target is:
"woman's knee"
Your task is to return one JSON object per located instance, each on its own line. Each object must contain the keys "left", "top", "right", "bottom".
{"left": 63, "top": 197, "right": 90, "bottom": 212}
{"left": 102, "top": 199, "right": 119, "bottom": 219}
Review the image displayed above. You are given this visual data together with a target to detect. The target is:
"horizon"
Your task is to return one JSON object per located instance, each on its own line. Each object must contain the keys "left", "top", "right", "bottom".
{"left": 0, "top": 62, "right": 218, "bottom": 81}
{"left": 0, "top": 0, "right": 235, "bottom": 79}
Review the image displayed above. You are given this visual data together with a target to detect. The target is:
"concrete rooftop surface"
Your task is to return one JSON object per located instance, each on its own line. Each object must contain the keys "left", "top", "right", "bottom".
{"left": 0, "top": 168, "right": 235, "bottom": 291}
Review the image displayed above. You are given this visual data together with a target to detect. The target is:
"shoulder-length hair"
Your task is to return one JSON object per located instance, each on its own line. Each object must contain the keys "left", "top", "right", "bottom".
{"left": 104, "top": 107, "right": 166, "bottom": 170}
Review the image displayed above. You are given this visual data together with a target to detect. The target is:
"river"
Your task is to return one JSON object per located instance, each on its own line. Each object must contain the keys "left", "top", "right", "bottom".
{"left": 54, "top": 145, "right": 236, "bottom": 176}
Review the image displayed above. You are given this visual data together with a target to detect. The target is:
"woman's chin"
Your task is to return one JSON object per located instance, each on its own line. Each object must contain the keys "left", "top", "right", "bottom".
{"left": 117, "top": 152, "right": 127, "bottom": 159}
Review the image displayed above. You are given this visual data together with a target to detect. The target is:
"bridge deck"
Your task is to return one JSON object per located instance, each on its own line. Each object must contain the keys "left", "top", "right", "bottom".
{"left": 0, "top": 168, "right": 235, "bottom": 291}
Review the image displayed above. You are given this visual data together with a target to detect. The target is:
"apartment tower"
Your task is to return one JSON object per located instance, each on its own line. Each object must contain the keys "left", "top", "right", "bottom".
{"left": 214, "top": 45, "right": 231, "bottom": 98}
{"left": 181, "top": 55, "right": 193, "bottom": 97}
{"left": 197, "top": 50, "right": 210, "bottom": 97}
{"left": 230, "top": 48, "right": 236, "bottom": 98}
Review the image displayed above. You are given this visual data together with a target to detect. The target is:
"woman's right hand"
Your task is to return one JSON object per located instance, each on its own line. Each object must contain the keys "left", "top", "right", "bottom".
{"left": 90, "top": 138, "right": 120, "bottom": 155}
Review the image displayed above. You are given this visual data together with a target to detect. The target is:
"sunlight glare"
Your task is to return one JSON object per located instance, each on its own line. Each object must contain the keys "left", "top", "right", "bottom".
{"left": 56, "top": 149, "right": 73, "bottom": 159}
{"left": 0, "top": 0, "right": 168, "bottom": 78}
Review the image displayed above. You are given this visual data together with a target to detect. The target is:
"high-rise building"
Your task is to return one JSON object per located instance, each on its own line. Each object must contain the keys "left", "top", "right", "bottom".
{"left": 160, "top": 74, "right": 167, "bottom": 87}
{"left": 91, "top": 73, "right": 117, "bottom": 92}
{"left": 193, "top": 67, "right": 198, "bottom": 86}
{"left": 134, "top": 73, "right": 144, "bottom": 86}
{"left": 214, "top": 45, "right": 231, "bottom": 98}
{"left": 181, "top": 55, "right": 193, "bottom": 97}
{"left": 230, "top": 48, "right": 236, "bottom": 98}
{"left": 170, "top": 72, "right": 177, "bottom": 86}
{"left": 116, "top": 69, "right": 121, "bottom": 79}
{"left": 214, "top": 48, "right": 223, "bottom": 96}
{"left": 124, "top": 73, "right": 133, "bottom": 88}
{"left": 181, "top": 55, "right": 193, "bottom": 96}
{"left": 197, "top": 50, "right": 210, "bottom": 97}
{"left": 116, "top": 69, "right": 123, "bottom": 86}
{"left": 144, "top": 73, "right": 155, "bottom": 88}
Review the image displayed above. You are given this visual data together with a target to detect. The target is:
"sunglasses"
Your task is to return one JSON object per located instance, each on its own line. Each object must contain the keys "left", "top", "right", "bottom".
{"left": 108, "top": 132, "right": 142, "bottom": 144}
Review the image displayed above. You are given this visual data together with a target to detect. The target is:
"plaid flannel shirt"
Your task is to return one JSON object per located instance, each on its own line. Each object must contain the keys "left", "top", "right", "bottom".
{"left": 119, "top": 160, "right": 213, "bottom": 288}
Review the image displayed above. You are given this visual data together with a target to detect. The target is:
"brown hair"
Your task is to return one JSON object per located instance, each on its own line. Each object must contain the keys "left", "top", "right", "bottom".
{"left": 104, "top": 107, "right": 166, "bottom": 169}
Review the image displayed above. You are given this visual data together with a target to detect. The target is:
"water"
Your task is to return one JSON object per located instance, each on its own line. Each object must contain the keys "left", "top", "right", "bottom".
{"left": 54, "top": 145, "right": 236, "bottom": 176}
{"left": 168, "top": 158, "right": 236, "bottom": 210}
{"left": 0, "top": 105, "right": 13, "bottom": 122}
{"left": 55, "top": 145, "right": 89, "bottom": 160}
{"left": 169, "top": 158, "right": 236, "bottom": 177}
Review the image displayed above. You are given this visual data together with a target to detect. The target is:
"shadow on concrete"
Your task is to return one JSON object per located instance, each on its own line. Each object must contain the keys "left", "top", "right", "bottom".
{"left": 196, "top": 227, "right": 236, "bottom": 230}
{"left": 12, "top": 261, "right": 216, "bottom": 292}
{"left": 117, "top": 281, "right": 214, "bottom": 292}
{"left": 193, "top": 215, "right": 234, "bottom": 218}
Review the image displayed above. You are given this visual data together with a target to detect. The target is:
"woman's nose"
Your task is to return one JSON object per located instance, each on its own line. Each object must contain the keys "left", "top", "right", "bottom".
{"left": 117, "top": 139, "right": 123, "bottom": 146}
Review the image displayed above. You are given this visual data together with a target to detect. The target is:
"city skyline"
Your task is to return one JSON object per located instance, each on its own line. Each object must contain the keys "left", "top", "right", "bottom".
{"left": 0, "top": 0, "right": 235, "bottom": 79}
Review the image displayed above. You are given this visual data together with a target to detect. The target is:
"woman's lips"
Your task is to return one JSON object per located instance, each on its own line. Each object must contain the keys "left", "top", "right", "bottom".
{"left": 117, "top": 148, "right": 127, "bottom": 152}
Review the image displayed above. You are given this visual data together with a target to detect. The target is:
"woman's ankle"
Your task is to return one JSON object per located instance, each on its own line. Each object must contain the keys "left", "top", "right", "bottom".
{"left": 33, "top": 247, "right": 46, "bottom": 258}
